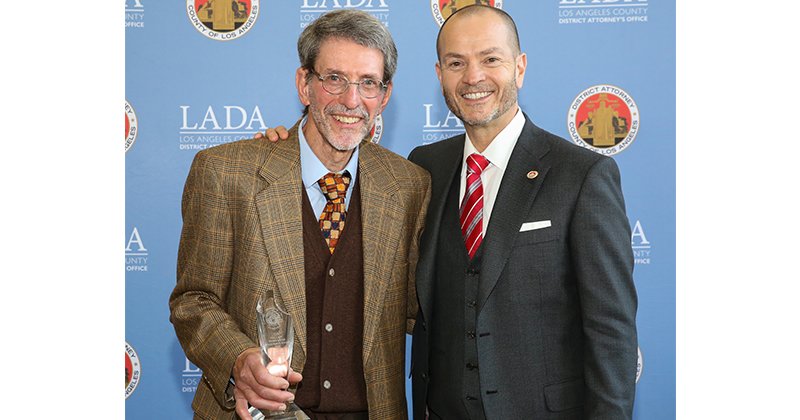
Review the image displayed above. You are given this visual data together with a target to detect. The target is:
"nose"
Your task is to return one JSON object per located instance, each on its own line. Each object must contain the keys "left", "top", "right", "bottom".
{"left": 340, "top": 82, "right": 362, "bottom": 109}
{"left": 462, "top": 62, "right": 485, "bottom": 85}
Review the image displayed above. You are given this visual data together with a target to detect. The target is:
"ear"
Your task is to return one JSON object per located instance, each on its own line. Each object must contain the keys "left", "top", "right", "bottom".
{"left": 515, "top": 53, "right": 527, "bottom": 89}
{"left": 435, "top": 61, "right": 443, "bottom": 85}
{"left": 296, "top": 67, "right": 311, "bottom": 106}
{"left": 377, "top": 80, "right": 393, "bottom": 114}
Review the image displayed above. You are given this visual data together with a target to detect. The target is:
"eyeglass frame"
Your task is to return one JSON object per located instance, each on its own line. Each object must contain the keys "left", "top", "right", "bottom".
{"left": 308, "top": 69, "right": 388, "bottom": 99}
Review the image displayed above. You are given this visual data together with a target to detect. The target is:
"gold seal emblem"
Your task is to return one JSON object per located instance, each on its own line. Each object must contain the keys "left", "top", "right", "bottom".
{"left": 430, "top": 0, "right": 503, "bottom": 26}
{"left": 567, "top": 85, "right": 640, "bottom": 156}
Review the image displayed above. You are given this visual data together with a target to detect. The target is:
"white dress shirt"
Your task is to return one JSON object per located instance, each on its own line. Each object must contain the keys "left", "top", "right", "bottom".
{"left": 459, "top": 107, "right": 525, "bottom": 231}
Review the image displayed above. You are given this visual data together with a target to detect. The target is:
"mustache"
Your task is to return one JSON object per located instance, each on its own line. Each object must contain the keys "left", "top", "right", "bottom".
{"left": 325, "top": 104, "right": 369, "bottom": 119}
{"left": 458, "top": 85, "right": 494, "bottom": 95}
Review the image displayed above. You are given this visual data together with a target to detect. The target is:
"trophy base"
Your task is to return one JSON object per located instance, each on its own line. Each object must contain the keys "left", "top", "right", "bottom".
{"left": 249, "top": 402, "right": 310, "bottom": 420}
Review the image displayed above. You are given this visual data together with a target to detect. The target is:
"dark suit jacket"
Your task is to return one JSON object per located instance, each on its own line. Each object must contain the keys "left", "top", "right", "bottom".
{"left": 409, "top": 114, "right": 637, "bottom": 419}
{"left": 170, "top": 123, "right": 431, "bottom": 419}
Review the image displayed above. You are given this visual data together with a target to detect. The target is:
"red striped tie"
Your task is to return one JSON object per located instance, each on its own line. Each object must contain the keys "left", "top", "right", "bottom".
{"left": 460, "top": 153, "right": 490, "bottom": 259}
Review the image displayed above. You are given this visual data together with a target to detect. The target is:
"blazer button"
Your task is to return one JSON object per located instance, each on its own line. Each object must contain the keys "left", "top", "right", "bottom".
{"left": 466, "top": 362, "right": 478, "bottom": 370}
{"left": 421, "top": 373, "right": 428, "bottom": 380}
{"left": 466, "top": 330, "right": 476, "bottom": 339}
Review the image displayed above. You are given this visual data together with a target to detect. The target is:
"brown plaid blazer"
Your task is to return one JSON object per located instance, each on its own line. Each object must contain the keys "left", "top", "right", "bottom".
{"left": 169, "top": 123, "right": 431, "bottom": 419}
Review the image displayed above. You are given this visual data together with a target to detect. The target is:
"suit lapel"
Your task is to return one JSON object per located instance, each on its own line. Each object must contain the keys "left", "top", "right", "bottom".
{"left": 254, "top": 125, "right": 309, "bottom": 358}
{"left": 415, "top": 137, "right": 464, "bottom": 318}
{"left": 358, "top": 142, "right": 404, "bottom": 364}
{"left": 478, "top": 117, "right": 553, "bottom": 311}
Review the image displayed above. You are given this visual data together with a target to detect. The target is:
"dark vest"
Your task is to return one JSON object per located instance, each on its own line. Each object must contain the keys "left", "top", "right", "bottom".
{"left": 427, "top": 168, "right": 487, "bottom": 420}
{"left": 295, "top": 180, "right": 369, "bottom": 418}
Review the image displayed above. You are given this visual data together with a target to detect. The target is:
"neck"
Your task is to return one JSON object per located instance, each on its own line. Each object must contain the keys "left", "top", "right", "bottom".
{"left": 464, "top": 105, "right": 519, "bottom": 153}
{"left": 302, "top": 127, "right": 355, "bottom": 173}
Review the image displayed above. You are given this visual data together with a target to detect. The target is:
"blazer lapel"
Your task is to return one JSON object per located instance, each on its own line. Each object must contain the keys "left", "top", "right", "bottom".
{"left": 358, "top": 142, "right": 404, "bottom": 364}
{"left": 415, "top": 137, "right": 464, "bottom": 318}
{"left": 254, "top": 125, "right": 308, "bottom": 358}
{"left": 477, "top": 116, "right": 553, "bottom": 311}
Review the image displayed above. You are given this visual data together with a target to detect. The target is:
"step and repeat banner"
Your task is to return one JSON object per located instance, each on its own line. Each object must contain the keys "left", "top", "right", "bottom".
{"left": 126, "top": 1, "right": 674, "bottom": 418}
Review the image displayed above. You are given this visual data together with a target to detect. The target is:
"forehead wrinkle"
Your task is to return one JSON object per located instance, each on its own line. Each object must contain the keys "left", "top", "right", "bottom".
{"left": 478, "top": 46, "right": 506, "bottom": 56}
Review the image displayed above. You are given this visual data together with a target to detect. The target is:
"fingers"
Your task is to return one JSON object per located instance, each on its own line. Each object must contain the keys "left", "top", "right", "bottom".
{"left": 236, "top": 385, "right": 289, "bottom": 416}
{"left": 287, "top": 368, "right": 303, "bottom": 385}
{"left": 240, "top": 383, "right": 290, "bottom": 412}
{"left": 265, "top": 128, "right": 280, "bottom": 142}
{"left": 234, "top": 387, "right": 254, "bottom": 420}
{"left": 276, "top": 126, "right": 290, "bottom": 139}
{"left": 233, "top": 348, "right": 295, "bottom": 411}
{"left": 254, "top": 125, "right": 289, "bottom": 142}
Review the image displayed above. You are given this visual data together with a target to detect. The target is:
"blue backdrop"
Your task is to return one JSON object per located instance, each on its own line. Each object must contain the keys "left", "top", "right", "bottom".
{"left": 125, "top": 1, "right": 675, "bottom": 418}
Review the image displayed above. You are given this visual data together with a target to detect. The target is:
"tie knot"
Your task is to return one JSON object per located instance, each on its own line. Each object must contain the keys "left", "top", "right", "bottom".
{"left": 318, "top": 172, "right": 351, "bottom": 202}
{"left": 466, "top": 153, "right": 490, "bottom": 175}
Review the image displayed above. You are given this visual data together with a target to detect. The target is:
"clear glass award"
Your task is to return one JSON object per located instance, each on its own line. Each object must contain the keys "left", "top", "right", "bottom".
{"left": 252, "top": 290, "right": 308, "bottom": 420}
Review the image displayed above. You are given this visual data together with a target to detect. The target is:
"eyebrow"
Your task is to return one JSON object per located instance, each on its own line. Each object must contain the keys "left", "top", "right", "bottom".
{"left": 320, "top": 67, "right": 382, "bottom": 80}
{"left": 441, "top": 47, "right": 506, "bottom": 60}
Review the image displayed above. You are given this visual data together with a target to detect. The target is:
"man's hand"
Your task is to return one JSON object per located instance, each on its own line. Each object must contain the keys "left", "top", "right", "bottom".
{"left": 233, "top": 347, "right": 303, "bottom": 419}
{"left": 253, "top": 126, "right": 290, "bottom": 142}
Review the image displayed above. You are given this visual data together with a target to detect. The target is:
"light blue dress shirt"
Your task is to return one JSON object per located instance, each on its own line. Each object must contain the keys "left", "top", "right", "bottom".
{"left": 298, "top": 117, "right": 359, "bottom": 218}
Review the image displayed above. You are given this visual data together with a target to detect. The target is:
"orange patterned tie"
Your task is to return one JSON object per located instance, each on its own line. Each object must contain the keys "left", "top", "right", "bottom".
{"left": 318, "top": 172, "right": 351, "bottom": 253}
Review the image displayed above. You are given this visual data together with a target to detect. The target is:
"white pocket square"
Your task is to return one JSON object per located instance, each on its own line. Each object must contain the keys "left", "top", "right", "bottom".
{"left": 519, "top": 220, "right": 551, "bottom": 232}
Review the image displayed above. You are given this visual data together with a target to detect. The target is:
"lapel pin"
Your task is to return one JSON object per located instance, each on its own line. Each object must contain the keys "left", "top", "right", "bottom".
{"left": 527, "top": 170, "right": 539, "bottom": 179}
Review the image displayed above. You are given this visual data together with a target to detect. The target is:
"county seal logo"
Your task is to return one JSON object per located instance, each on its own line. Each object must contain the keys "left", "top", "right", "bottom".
{"left": 636, "top": 346, "right": 643, "bottom": 383}
{"left": 125, "top": 342, "right": 142, "bottom": 399}
{"left": 431, "top": 0, "right": 503, "bottom": 26}
{"left": 125, "top": 100, "right": 138, "bottom": 153}
{"left": 367, "top": 114, "right": 383, "bottom": 144}
{"left": 187, "top": 0, "right": 259, "bottom": 41}
{"left": 567, "top": 84, "right": 640, "bottom": 156}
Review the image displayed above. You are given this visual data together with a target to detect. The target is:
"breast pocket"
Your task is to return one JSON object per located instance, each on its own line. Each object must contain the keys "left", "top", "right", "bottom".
{"left": 514, "top": 225, "right": 560, "bottom": 247}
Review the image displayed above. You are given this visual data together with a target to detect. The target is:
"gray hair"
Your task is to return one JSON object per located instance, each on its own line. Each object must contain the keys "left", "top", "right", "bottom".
{"left": 298, "top": 9, "right": 398, "bottom": 83}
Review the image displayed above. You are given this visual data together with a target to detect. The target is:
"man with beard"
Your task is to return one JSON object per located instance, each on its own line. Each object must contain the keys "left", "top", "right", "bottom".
{"left": 260, "top": 5, "right": 637, "bottom": 419}
{"left": 408, "top": 6, "right": 638, "bottom": 419}
{"left": 170, "top": 9, "right": 430, "bottom": 420}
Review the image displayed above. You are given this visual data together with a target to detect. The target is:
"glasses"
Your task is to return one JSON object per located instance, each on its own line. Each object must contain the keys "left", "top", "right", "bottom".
{"left": 309, "top": 69, "right": 387, "bottom": 99}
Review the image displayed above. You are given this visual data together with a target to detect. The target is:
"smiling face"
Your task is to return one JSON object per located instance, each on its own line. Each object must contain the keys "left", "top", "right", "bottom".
{"left": 297, "top": 37, "right": 392, "bottom": 154}
{"left": 435, "top": 8, "right": 526, "bottom": 132}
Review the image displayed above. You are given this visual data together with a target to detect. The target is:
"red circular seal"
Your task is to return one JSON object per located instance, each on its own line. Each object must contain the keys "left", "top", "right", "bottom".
{"left": 125, "top": 342, "right": 142, "bottom": 399}
{"left": 567, "top": 84, "right": 640, "bottom": 156}
{"left": 125, "top": 100, "right": 138, "bottom": 153}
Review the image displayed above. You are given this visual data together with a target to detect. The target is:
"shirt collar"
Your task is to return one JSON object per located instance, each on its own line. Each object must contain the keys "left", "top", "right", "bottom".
{"left": 463, "top": 107, "right": 525, "bottom": 172}
{"left": 298, "top": 116, "right": 359, "bottom": 188}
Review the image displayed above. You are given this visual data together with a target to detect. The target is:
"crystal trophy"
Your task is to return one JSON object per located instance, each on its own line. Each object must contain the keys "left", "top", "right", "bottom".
{"left": 252, "top": 290, "right": 308, "bottom": 420}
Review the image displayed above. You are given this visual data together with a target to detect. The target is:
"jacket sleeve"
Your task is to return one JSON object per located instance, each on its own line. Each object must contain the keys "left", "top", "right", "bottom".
{"left": 570, "top": 156, "right": 638, "bottom": 419}
{"left": 406, "top": 169, "right": 431, "bottom": 334}
{"left": 169, "top": 150, "right": 256, "bottom": 410}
